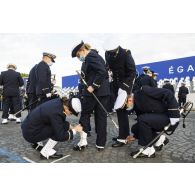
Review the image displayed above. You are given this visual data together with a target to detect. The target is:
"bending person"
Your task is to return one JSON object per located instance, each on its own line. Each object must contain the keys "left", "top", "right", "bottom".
{"left": 21, "top": 97, "right": 82, "bottom": 160}
{"left": 115, "top": 86, "right": 180, "bottom": 158}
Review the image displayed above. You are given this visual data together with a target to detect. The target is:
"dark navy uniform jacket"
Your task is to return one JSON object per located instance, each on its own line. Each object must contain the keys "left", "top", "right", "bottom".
{"left": 21, "top": 98, "right": 73, "bottom": 142}
{"left": 133, "top": 74, "right": 157, "bottom": 92}
{"left": 162, "top": 83, "right": 175, "bottom": 94}
{"left": 26, "top": 65, "right": 37, "bottom": 95}
{"left": 81, "top": 50, "right": 110, "bottom": 96}
{"left": 105, "top": 46, "right": 136, "bottom": 94}
{"left": 178, "top": 86, "right": 189, "bottom": 98}
{"left": 139, "top": 74, "right": 157, "bottom": 88}
{"left": 35, "top": 61, "right": 52, "bottom": 96}
{"left": 0, "top": 69, "right": 24, "bottom": 97}
{"left": 134, "top": 86, "right": 180, "bottom": 118}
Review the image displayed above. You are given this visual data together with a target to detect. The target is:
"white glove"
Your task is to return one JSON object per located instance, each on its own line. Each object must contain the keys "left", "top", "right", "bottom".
{"left": 71, "top": 129, "right": 77, "bottom": 135}
{"left": 170, "top": 118, "right": 180, "bottom": 126}
{"left": 51, "top": 79, "right": 56, "bottom": 85}
{"left": 46, "top": 93, "right": 52, "bottom": 98}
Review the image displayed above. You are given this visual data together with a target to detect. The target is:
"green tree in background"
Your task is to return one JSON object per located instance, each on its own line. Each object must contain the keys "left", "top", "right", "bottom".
{"left": 21, "top": 73, "right": 29, "bottom": 78}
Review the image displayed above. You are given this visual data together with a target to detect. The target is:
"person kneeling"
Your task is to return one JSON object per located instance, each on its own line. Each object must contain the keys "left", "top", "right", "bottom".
{"left": 116, "top": 86, "right": 180, "bottom": 158}
{"left": 21, "top": 97, "right": 83, "bottom": 160}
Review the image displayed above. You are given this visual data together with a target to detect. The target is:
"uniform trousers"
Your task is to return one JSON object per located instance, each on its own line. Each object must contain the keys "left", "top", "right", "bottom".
{"left": 178, "top": 97, "right": 186, "bottom": 107}
{"left": 79, "top": 95, "right": 109, "bottom": 147}
{"left": 113, "top": 84, "right": 130, "bottom": 140}
{"left": 2, "top": 96, "right": 21, "bottom": 118}
{"left": 131, "top": 113, "right": 170, "bottom": 146}
{"left": 27, "top": 93, "right": 37, "bottom": 111}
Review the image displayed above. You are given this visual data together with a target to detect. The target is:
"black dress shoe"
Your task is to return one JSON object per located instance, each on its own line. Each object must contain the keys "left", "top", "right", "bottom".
{"left": 96, "top": 146, "right": 104, "bottom": 152}
{"left": 73, "top": 145, "right": 88, "bottom": 151}
{"left": 8, "top": 118, "right": 16, "bottom": 121}
{"left": 154, "top": 137, "right": 169, "bottom": 151}
{"left": 40, "top": 153, "right": 63, "bottom": 160}
{"left": 130, "top": 151, "right": 156, "bottom": 158}
{"left": 96, "top": 148, "right": 104, "bottom": 152}
{"left": 112, "top": 136, "right": 135, "bottom": 143}
{"left": 31, "top": 143, "right": 43, "bottom": 152}
{"left": 112, "top": 137, "right": 118, "bottom": 142}
{"left": 112, "top": 141, "right": 125, "bottom": 147}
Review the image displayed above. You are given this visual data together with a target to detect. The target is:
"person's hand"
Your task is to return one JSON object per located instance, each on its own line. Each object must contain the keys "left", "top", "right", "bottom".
{"left": 170, "top": 118, "right": 180, "bottom": 126}
{"left": 87, "top": 86, "right": 94, "bottom": 93}
{"left": 73, "top": 124, "right": 83, "bottom": 132}
{"left": 46, "top": 93, "right": 52, "bottom": 98}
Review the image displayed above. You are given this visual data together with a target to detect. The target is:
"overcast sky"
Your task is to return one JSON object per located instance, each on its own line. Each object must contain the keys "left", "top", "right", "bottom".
{"left": 0, "top": 33, "right": 195, "bottom": 86}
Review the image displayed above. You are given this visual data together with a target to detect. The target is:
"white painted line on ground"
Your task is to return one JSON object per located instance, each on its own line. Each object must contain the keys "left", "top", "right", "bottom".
{"left": 23, "top": 156, "right": 36, "bottom": 163}
{"left": 51, "top": 154, "right": 71, "bottom": 163}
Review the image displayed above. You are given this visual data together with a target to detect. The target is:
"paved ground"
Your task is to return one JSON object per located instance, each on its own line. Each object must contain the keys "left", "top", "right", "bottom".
{"left": 0, "top": 111, "right": 195, "bottom": 163}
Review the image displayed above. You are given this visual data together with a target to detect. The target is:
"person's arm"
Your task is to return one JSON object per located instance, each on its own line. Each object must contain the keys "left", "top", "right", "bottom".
{"left": 18, "top": 73, "right": 24, "bottom": 87}
{"left": 171, "top": 85, "right": 175, "bottom": 94}
{"left": 120, "top": 50, "right": 136, "bottom": 94}
{"left": 186, "top": 87, "right": 189, "bottom": 95}
{"left": 50, "top": 115, "right": 75, "bottom": 141}
{"left": 36, "top": 65, "right": 51, "bottom": 95}
{"left": 26, "top": 77, "right": 30, "bottom": 93}
{"left": 87, "top": 55, "right": 107, "bottom": 90}
{"left": 142, "top": 86, "right": 180, "bottom": 118}
{"left": 178, "top": 87, "right": 181, "bottom": 97}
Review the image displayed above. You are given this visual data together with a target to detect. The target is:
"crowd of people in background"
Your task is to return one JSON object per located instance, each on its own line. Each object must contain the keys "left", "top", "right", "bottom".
{"left": 0, "top": 41, "right": 189, "bottom": 159}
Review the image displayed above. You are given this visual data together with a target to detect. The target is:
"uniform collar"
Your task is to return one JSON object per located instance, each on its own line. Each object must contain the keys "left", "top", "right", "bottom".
{"left": 41, "top": 60, "right": 49, "bottom": 66}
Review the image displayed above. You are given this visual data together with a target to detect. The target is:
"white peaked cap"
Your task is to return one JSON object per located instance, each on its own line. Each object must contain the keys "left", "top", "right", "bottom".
{"left": 71, "top": 98, "right": 82, "bottom": 113}
{"left": 114, "top": 88, "right": 128, "bottom": 110}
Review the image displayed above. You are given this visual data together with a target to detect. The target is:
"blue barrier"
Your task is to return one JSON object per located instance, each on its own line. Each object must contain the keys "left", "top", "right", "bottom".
{"left": 62, "top": 56, "right": 195, "bottom": 88}
{"left": 62, "top": 74, "right": 79, "bottom": 88}
{"left": 136, "top": 56, "right": 195, "bottom": 80}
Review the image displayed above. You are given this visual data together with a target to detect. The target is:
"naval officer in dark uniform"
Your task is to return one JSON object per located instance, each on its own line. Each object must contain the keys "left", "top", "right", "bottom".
{"left": 0, "top": 63, "right": 24, "bottom": 124}
{"left": 133, "top": 67, "right": 157, "bottom": 91}
{"left": 178, "top": 82, "right": 189, "bottom": 107}
{"left": 120, "top": 86, "right": 180, "bottom": 158}
{"left": 21, "top": 97, "right": 82, "bottom": 159}
{"left": 162, "top": 79, "right": 175, "bottom": 94}
{"left": 26, "top": 65, "right": 38, "bottom": 111}
{"left": 72, "top": 41, "right": 110, "bottom": 151}
{"left": 105, "top": 46, "right": 136, "bottom": 147}
{"left": 35, "top": 52, "right": 56, "bottom": 106}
